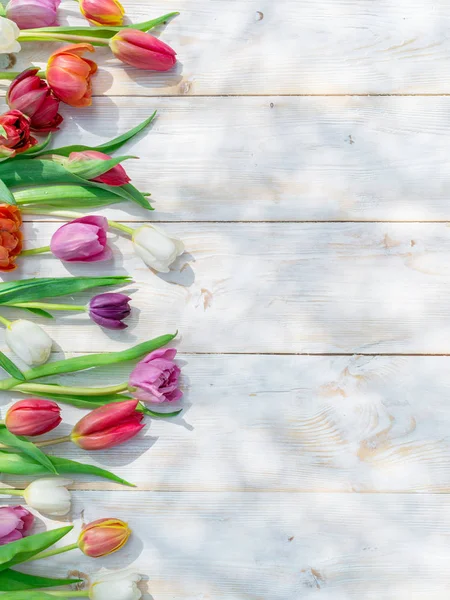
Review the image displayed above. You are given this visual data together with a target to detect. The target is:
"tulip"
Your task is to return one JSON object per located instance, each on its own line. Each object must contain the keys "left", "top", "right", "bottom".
{"left": 50, "top": 215, "right": 112, "bottom": 263}
{"left": 80, "top": 0, "right": 125, "bottom": 26}
{"left": 66, "top": 150, "right": 131, "bottom": 187}
{"left": 0, "top": 506, "right": 34, "bottom": 545}
{"left": 0, "top": 203, "right": 23, "bottom": 272}
{"left": 23, "top": 477, "right": 72, "bottom": 516}
{"left": 0, "top": 110, "right": 37, "bottom": 159}
{"left": 47, "top": 43, "right": 98, "bottom": 108}
{"left": 129, "top": 348, "right": 182, "bottom": 404}
{"left": 7, "top": 68, "right": 63, "bottom": 133}
{"left": 78, "top": 518, "right": 131, "bottom": 557}
{"left": 71, "top": 399, "right": 144, "bottom": 450}
{"left": 132, "top": 225, "right": 184, "bottom": 273}
{"left": 0, "top": 17, "right": 21, "bottom": 54}
{"left": 6, "top": 0, "right": 60, "bottom": 30}
{"left": 90, "top": 572, "right": 142, "bottom": 600}
{"left": 5, "top": 320, "right": 53, "bottom": 366}
{"left": 109, "top": 29, "right": 177, "bottom": 71}
{"left": 6, "top": 398, "right": 62, "bottom": 437}
{"left": 88, "top": 293, "right": 131, "bottom": 330}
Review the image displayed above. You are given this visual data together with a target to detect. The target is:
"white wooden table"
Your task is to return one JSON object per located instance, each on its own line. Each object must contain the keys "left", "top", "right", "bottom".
{"left": 2, "top": 1, "right": 450, "bottom": 597}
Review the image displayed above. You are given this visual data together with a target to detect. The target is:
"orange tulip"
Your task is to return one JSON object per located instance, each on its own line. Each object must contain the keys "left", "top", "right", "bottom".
{"left": 0, "top": 204, "right": 23, "bottom": 272}
{"left": 80, "top": 0, "right": 125, "bottom": 26}
{"left": 47, "top": 43, "right": 98, "bottom": 108}
{"left": 78, "top": 518, "right": 131, "bottom": 557}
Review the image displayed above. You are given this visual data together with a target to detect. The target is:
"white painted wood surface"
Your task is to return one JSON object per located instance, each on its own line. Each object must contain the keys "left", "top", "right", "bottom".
{"left": 1, "top": 0, "right": 450, "bottom": 597}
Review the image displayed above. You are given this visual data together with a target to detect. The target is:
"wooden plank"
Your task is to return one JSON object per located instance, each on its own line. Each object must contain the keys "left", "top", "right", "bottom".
{"left": 5, "top": 222, "right": 450, "bottom": 354}
{"left": 4, "top": 0, "right": 450, "bottom": 96}
{"left": 7, "top": 491, "right": 450, "bottom": 599}
{"left": 4, "top": 354, "right": 450, "bottom": 492}
{"left": 5, "top": 96, "right": 450, "bottom": 222}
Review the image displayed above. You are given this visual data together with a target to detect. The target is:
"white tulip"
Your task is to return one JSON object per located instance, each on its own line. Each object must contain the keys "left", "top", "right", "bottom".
{"left": 23, "top": 478, "right": 72, "bottom": 517}
{"left": 0, "top": 17, "right": 21, "bottom": 54}
{"left": 132, "top": 225, "right": 184, "bottom": 273}
{"left": 5, "top": 319, "right": 53, "bottom": 366}
{"left": 90, "top": 572, "right": 142, "bottom": 600}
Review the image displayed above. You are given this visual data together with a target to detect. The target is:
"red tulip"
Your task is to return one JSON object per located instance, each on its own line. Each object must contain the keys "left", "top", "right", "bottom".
{"left": 109, "top": 29, "right": 177, "bottom": 71}
{"left": 71, "top": 399, "right": 144, "bottom": 450}
{"left": 7, "top": 68, "right": 63, "bottom": 133}
{"left": 47, "top": 43, "right": 98, "bottom": 108}
{"left": 6, "top": 399, "right": 62, "bottom": 437}
{"left": 78, "top": 518, "right": 131, "bottom": 557}
{"left": 66, "top": 150, "right": 131, "bottom": 186}
{"left": 0, "top": 110, "right": 37, "bottom": 159}
{"left": 79, "top": 0, "right": 124, "bottom": 26}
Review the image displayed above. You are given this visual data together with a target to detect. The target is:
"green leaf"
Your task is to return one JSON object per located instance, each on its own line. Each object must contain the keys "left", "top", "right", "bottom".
{"left": 15, "top": 307, "right": 54, "bottom": 319}
{"left": 0, "top": 569, "right": 82, "bottom": 592}
{"left": 14, "top": 185, "right": 124, "bottom": 209}
{"left": 0, "top": 179, "right": 16, "bottom": 206}
{"left": 18, "top": 134, "right": 52, "bottom": 157}
{"left": 141, "top": 406, "right": 183, "bottom": 419}
{"left": 0, "top": 353, "right": 25, "bottom": 381}
{"left": 0, "top": 275, "right": 131, "bottom": 305}
{"left": 0, "top": 526, "right": 72, "bottom": 572}
{"left": 0, "top": 451, "right": 134, "bottom": 487}
{"left": 119, "top": 183, "right": 154, "bottom": 210}
{"left": 0, "top": 427, "right": 57, "bottom": 474}
{"left": 0, "top": 589, "right": 61, "bottom": 599}
{"left": 66, "top": 155, "right": 136, "bottom": 180}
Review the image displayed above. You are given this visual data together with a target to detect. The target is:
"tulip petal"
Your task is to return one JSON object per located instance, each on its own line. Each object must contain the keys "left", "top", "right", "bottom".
{"left": 73, "top": 399, "right": 140, "bottom": 436}
{"left": 75, "top": 414, "right": 145, "bottom": 450}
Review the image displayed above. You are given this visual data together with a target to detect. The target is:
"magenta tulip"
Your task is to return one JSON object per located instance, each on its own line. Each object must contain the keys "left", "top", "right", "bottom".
{"left": 6, "top": 398, "right": 62, "bottom": 436}
{"left": 129, "top": 348, "right": 182, "bottom": 404}
{"left": 109, "top": 29, "right": 177, "bottom": 71}
{"left": 6, "top": 0, "right": 60, "bottom": 29}
{"left": 50, "top": 215, "right": 112, "bottom": 263}
{"left": 0, "top": 506, "right": 34, "bottom": 545}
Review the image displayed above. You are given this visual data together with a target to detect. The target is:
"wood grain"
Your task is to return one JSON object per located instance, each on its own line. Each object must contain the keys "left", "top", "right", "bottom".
{"left": 2, "top": 354, "right": 450, "bottom": 493}
{"left": 5, "top": 0, "right": 450, "bottom": 95}
{"left": 5, "top": 221, "right": 450, "bottom": 354}
{"left": 4, "top": 96, "right": 450, "bottom": 222}
{"left": 6, "top": 491, "right": 450, "bottom": 599}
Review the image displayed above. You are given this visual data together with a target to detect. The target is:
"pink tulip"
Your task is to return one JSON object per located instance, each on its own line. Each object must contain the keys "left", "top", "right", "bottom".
{"left": 78, "top": 518, "right": 131, "bottom": 557}
{"left": 7, "top": 68, "right": 63, "bottom": 133}
{"left": 0, "top": 506, "right": 34, "bottom": 545}
{"left": 50, "top": 215, "right": 112, "bottom": 263}
{"left": 47, "top": 44, "right": 97, "bottom": 109}
{"left": 109, "top": 29, "right": 177, "bottom": 71}
{"left": 6, "top": 0, "right": 60, "bottom": 30}
{"left": 129, "top": 348, "right": 182, "bottom": 404}
{"left": 6, "top": 398, "right": 62, "bottom": 437}
{"left": 66, "top": 150, "right": 131, "bottom": 186}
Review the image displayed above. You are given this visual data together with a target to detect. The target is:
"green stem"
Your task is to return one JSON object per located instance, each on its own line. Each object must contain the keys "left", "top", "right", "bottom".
{"left": 47, "top": 593, "right": 87, "bottom": 598}
{"left": 0, "top": 71, "right": 45, "bottom": 80}
{"left": 0, "top": 488, "right": 24, "bottom": 497}
{"left": 35, "top": 435, "right": 71, "bottom": 448}
{"left": 7, "top": 302, "right": 86, "bottom": 312}
{"left": 15, "top": 382, "right": 129, "bottom": 396}
{"left": 108, "top": 220, "right": 134, "bottom": 235}
{"left": 0, "top": 314, "right": 12, "bottom": 328}
{"left": 26, "top": 542, "right": 79, "bottom": 563}
{"left": 21, "top": 245, "right": 51, "bottom": 257}
{"left": 19, "top": 32, "right": 109, "bottom": 45}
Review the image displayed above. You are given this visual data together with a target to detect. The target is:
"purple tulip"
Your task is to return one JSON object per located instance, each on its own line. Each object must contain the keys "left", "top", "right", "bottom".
{"left": 6, "top": 0, "right": 60, "bottom": 30}
{"left": 89, "top": 293, "right": 131, "bottom": 330}
{"left": 129, "top": 348, "right": 182, "bottom": 404}
{"left": 50, "top": 215, "right": 112, "bottom": 263}
{"left": 0, "top": 506, "right": 34, "bottom": 545}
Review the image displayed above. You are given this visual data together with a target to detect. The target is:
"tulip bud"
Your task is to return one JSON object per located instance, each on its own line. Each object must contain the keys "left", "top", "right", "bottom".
{"left": 0, "top": 506, "right": 34, "bottom": 545}
{"left": 7, "top": 68, "right": 63, "bottom": 133}
{"left": 0, "top": 17, "right": 21, "bottom": 54}
{"left": 80, "top": 0, "right": 125, "bottom": 26}
{"left": 65, "top": 150, "right": 131, "bottom": 186}
{"left": 0, "top": 203, "right": 23, "bottom": 272}
{"left": 109, "top": 29, "right": 177, "bottom": 71}
{"left": 6, "top": 398, "right": 62, "bottom": 437}
{"left": 50, "top": 215, "right": 112, "bottom": 263}
{"left": 90, "top": 572, "right": 142, "bottom": 600}
{"left": 0, "top": 110, "right": 37, "bottom": 159}
{"left": 6, "top": 0, "right": 60, "bottom": 30}
{"left": 129, "top": 348, "right": 182, "bottom": 404}
{"left": 89, "top": 293, "right": 132, "bottom": 330}
{"left": 132, "top": 225, "right": 184, "bottom": 273}
{"left": 71, "top": 400, "right": 144, "bottom": 450}
{"left": 23, "top": 478, "right": 72, "bottom": 517}
{"left": 5, "top": 320, "right": 53, "bottom": 366}
{"left": 78, "top": 518, "right": 131, "bottom": 557}
{"left": 47, "top": 43, "right": 98, "bottom": 108}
